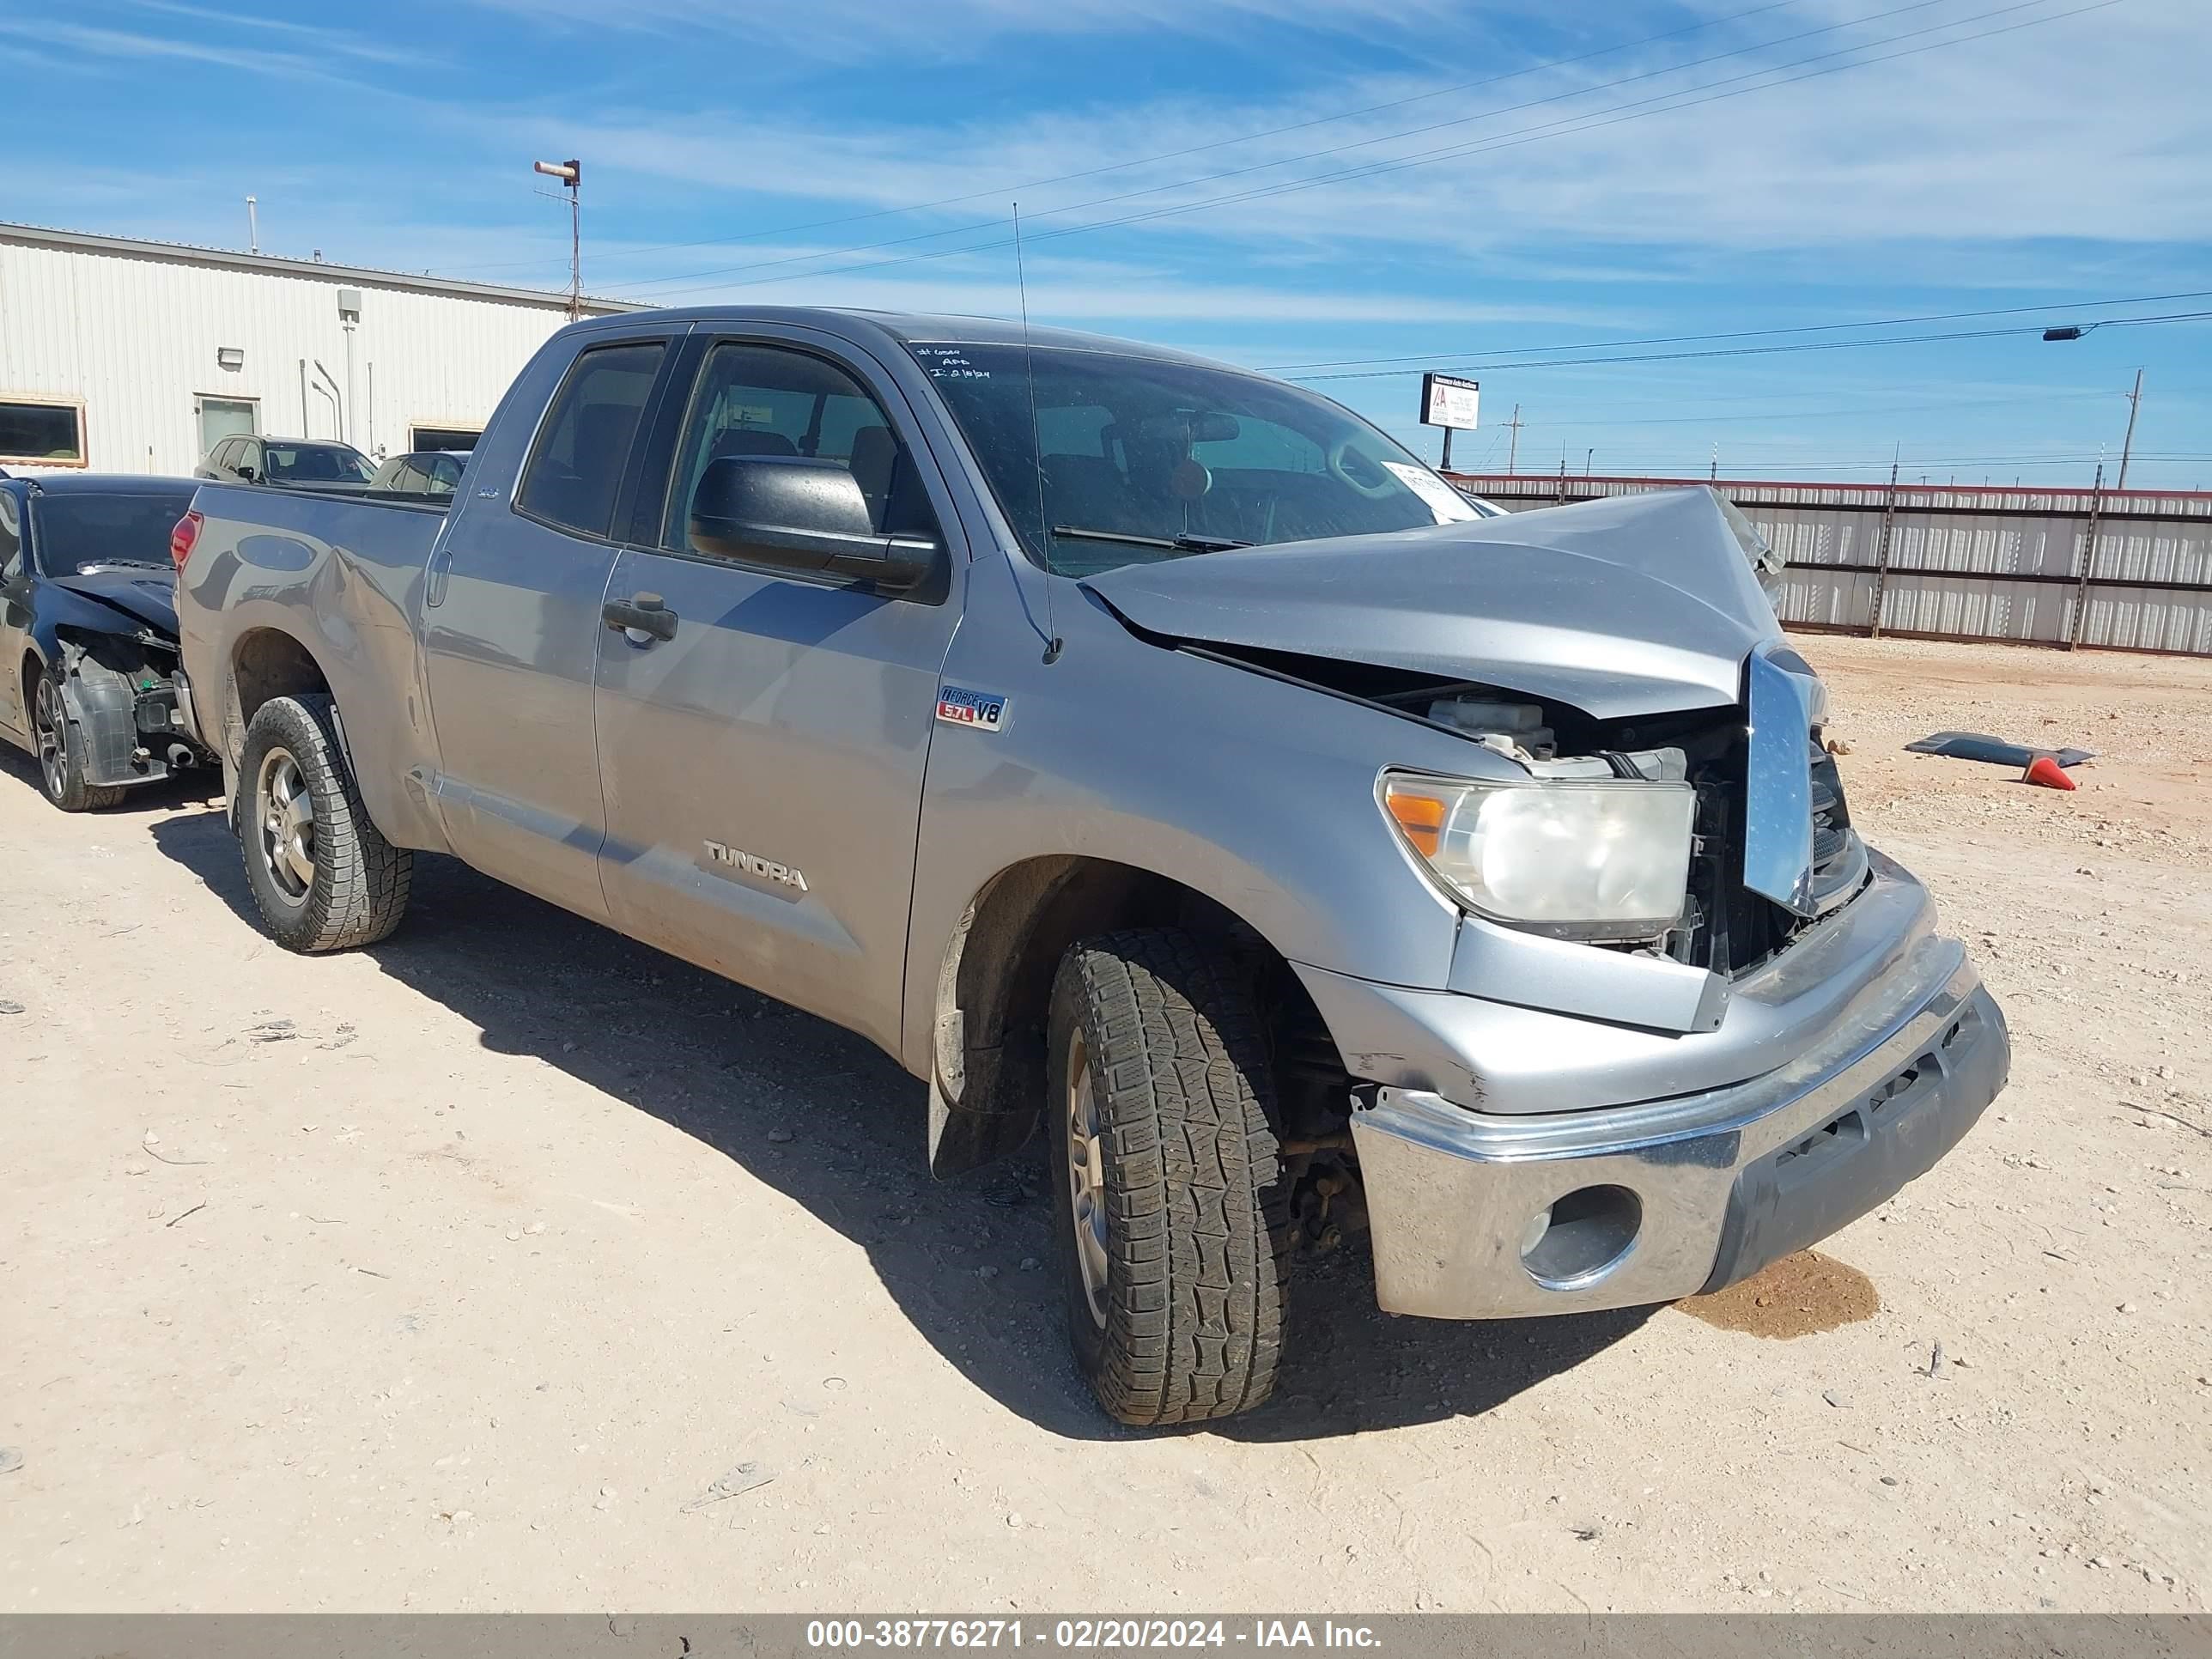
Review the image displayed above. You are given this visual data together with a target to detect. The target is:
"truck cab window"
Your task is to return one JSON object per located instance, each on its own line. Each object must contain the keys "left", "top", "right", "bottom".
{"left": 516, "top": 341, "right": 669, "bottom": 541}
{"left": 664, "top": 343, "right": 938, "bottom": 551}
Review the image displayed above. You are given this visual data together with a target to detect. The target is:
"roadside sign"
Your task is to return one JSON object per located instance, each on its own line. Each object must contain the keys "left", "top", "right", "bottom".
{"left": 1420, "top": 373, "right": 1480, "bottom": 432}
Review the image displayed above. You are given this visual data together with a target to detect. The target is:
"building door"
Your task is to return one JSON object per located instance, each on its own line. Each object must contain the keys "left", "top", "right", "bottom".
{"left": 196, "top": 396, "right": 258, "bottom": 460}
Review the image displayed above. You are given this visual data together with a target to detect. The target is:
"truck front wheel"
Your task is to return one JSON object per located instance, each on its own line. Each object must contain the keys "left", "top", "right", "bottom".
{"left": 1047, "top": 928, "right": 1291, "bottom": 1425}
{"left": 236, "top": 693, "right": 413, "bottom": 952}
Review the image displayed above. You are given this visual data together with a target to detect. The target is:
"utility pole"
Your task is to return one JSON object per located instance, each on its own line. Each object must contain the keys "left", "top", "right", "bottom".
{"left": 533, "top": 158, "right": 583, "bottom": 320}
{"left": 1868, "top": 458, "right": 1900, "bottom": 637}
{"left": 2118, "top": 368, "right": 2143, "bottom": 489}
{"left": 1504, "top": 404, "right": 1522, "bottom": 473}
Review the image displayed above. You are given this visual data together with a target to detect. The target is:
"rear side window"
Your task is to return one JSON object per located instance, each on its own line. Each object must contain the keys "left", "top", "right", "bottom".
{"left": 517, "top": 342, "right": 668, "bottom": 540}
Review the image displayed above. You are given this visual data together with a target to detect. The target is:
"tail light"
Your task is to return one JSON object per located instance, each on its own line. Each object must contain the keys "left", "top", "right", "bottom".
{"left": 169, "top": 508, "right": 204, "bottom": 571}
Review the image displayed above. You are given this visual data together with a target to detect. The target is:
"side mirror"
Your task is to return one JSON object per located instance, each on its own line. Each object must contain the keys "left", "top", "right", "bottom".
{"left": 688, "top": 454, "right": 939, "bottom": 593}
{"left": 236, "top": 465, "right": 257, "bottom": 483}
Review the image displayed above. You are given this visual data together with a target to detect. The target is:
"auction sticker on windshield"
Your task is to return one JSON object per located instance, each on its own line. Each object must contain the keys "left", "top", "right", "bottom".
{"left": 1382, "top": 461, "right": 1480, "bottom": 523}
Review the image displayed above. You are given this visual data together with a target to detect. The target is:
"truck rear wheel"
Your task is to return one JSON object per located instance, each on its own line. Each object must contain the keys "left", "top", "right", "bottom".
{"left": 236, "top": 693, "right": 412, "bottom": 952}
{"left": 1047, "top": 928, "right": 1291, "bottom": 1425}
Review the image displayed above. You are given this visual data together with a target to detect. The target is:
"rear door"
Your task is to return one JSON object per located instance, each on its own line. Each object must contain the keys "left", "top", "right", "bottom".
{"left": 591, "top": 328, "right": 965, "bottom": 1052}
{"left": 419, "top": 329, "right": 683, "bottom": 921}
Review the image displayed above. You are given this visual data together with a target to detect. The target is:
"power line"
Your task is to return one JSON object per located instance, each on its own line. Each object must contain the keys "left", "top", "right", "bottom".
{"left": 1262, "top": 289, "right": 2212, "bottom": 374}
{"left": 619, "top": 0, "right": 2001, "bottom": 295}
{"left": 625, "top": 0, "right": 2116, "bottom": 301}
{"left": 445, "top": 0, "right": 1812, "bottom": 276}
{"left": 1284, "top": 308, "right": 2212, "bottom": 381}
{"left": 1500, "top": 388, "right": 2124, "bottom": 429}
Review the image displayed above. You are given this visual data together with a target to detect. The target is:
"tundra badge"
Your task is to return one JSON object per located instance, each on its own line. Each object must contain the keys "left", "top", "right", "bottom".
{"left": 704, "top": 841, "right": 809, "bottom": 893}
{"left": 936, "top": 685, "right": 1007, "bottom": 732}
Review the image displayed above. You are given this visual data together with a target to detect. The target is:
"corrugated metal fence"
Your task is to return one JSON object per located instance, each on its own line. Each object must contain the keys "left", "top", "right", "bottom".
{"left": 1448, "top": 472, "right": 2212, "bottom": 657}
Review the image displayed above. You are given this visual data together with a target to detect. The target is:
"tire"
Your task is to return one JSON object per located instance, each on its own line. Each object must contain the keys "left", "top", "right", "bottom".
{"left": 236, "top": 693, "right": 412, "bottom": 952}
{"left": 31, "top": 662, "right": 125, "bottom": 813}
{"left": 1047, "top": 927, "right": 1291, "bottom": 1425}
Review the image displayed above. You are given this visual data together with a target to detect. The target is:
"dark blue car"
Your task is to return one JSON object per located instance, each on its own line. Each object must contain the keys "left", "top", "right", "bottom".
{"left": 0, "top": 473, "right": 210, "bottom": 811}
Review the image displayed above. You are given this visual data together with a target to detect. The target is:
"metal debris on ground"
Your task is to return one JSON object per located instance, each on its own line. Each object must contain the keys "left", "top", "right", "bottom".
{"left": 0, "top": 1000, "right": 24, "bottom": 1015}
{"left": 681, "top": 1460, "right": 776, "bottom": 1512}
{"left": 140, "top": 1131, "right": 210, "bottom": 1167}
{"left": 1905, "top": 731, "right": 2094, "bottom": 769}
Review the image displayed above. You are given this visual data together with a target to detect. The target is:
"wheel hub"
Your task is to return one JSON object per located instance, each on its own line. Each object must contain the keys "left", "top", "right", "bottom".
{"left": 255, "top": 746, "right": 316, "bottom": 903}
{"left": 1066, "top": 1034, "right": 1109, "bottom": 1329}
{"left": 33, "top": 677, "right": 64, "bottom": 798}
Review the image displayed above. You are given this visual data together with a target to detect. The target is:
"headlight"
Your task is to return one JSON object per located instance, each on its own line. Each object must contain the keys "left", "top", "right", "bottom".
{"left": 1382, "top": 771, "right": 1695, "bottom": 934}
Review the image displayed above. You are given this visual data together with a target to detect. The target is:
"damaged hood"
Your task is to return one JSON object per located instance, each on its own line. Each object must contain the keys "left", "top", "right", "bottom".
{"left": 1082, "top": 487, "right": 1784, "bottom": 718}
{"left": 49, "top": 568, "right": 179, "bottom": 638}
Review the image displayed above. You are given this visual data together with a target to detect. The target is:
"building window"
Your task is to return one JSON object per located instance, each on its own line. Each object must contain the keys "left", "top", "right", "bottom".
{"left": 410, "top": 424, "right": 483, "bottom": 453}
{"left": 0, "top": 398, "right": 87, "bottom": 467}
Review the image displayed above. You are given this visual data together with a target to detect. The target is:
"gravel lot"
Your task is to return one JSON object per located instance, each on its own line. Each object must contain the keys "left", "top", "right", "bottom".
{"left": 1, "top": 633, "right": 2205, "bottom": 1613}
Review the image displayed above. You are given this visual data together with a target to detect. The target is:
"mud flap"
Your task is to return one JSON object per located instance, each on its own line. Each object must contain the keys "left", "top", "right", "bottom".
{"left": 927, "top": 1079, "right": 1037, "bottom": 1177}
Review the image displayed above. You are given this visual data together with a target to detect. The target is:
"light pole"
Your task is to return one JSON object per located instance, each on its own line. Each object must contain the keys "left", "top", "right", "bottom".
{"left": 533, "top": 158, "right": 582, "bottom": 320}
{"left": 2043, "top": 323, "right": 2144, "bottom": 489}
{"left": 337, "top": 288, "right": 362, "bottom": 448}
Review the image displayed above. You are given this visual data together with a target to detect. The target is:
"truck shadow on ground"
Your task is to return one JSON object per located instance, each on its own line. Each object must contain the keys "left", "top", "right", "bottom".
{"left": 147, "top": 802, "right": 1650, "bottom": 1443}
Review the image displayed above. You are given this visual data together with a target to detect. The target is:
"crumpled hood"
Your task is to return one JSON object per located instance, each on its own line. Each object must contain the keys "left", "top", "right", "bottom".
{"left": 50, "top": 568, "right": 179, "bottom": 638}
{"left": 1081, "top": 487, "right": 1784, "bottom": 718}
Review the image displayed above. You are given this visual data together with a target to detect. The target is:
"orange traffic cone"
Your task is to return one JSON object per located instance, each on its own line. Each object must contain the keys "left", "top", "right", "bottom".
{"left": 2022, "top": 755, "right": 2076, "bottom": 791}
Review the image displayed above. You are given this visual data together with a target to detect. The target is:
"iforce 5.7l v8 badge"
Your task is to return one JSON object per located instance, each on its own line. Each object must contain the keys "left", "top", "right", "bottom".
{"left": 935, "top": 685, "right": 1007, "bottom": 732}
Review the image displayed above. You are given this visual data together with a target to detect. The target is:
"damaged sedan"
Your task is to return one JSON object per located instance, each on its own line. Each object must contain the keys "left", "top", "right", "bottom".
{"left": 0, "top": 474, "right": 210, "bottom": 811}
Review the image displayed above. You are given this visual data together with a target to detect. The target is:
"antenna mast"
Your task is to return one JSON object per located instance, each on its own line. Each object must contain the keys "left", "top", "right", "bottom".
{"left": 1014, "top": 201, "right": 1060, "bottom": 663}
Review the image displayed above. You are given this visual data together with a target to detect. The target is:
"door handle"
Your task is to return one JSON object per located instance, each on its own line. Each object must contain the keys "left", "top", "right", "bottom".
{"left": 603, "top": 592, "right": 678, "bottom": 642}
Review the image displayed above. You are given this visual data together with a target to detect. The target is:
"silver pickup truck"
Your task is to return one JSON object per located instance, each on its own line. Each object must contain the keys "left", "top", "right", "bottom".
{"left": 174, "top": 307, "right": 2009, "bottom": 1425}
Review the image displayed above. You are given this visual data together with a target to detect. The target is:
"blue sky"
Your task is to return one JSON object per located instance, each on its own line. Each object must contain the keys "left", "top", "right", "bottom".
{"left": 6, "top": 0, "right": 2210, "bottom": 487}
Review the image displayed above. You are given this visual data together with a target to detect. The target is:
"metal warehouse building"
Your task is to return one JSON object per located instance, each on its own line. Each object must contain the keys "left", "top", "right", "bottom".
{"left": 0, "top": 222, "right": 630, "bottom": 477}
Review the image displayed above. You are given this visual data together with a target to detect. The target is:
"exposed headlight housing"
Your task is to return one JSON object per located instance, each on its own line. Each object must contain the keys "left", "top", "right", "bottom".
{"left": 1382, "top": 770, "right": 1695, "bottom": 938}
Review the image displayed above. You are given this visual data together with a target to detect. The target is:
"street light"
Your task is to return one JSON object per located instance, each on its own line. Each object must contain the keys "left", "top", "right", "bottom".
{"left": 533, "top": 158, "right": 582, "bottom": 321}
{"left": 2042, "top": 325, "right": 2144, "bottom": 488}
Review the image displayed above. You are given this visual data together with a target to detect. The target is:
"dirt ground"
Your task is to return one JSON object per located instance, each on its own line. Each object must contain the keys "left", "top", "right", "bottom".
{"left": 2, "top": 633, "right": 2206, "bottom": 1613}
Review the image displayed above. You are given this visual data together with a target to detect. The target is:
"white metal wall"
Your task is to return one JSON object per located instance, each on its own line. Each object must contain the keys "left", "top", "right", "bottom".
{"left": 0, "top": 237, "right": 587, "bottom": 476}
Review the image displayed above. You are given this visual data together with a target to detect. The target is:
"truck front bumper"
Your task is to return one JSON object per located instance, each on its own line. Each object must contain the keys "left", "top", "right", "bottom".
{"left": 1346, "top": 937, "right": 2008, "bottom": 1319}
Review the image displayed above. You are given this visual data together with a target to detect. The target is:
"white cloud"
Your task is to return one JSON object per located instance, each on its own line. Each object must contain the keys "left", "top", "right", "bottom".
{"left": 475, "top": 0, "right": 2210, "bottom": 289}
{"left": 450, "top": 0, "right": 1477, "bottom": 58}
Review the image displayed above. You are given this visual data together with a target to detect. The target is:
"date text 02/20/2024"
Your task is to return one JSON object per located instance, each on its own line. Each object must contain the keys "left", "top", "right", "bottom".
{"left": 804, "top": 1620, "right": 1382, "bottom": 1650}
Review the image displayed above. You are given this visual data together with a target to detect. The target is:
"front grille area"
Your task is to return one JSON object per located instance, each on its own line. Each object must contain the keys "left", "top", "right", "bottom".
{"left": 1679, "top": 723, "right": 1868, "bottom": 980}
{"left": 1810, "top": 738, "right": 1853, "bottom": 871}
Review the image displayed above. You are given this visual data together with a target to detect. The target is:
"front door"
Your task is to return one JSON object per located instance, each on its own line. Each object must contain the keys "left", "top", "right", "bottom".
{"left": 592, "top": 331, "right": 964, "bottom": 1054}
{"left": 419, "top": 331, "right": 680, "bottom": 921}
{"left": 0, "top": 489, "right": 29, "bottom": 739}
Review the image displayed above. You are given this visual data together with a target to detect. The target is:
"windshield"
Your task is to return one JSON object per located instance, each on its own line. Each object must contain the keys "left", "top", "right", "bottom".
{"left": 264, "top": 442, "right": 374, "bottom": 483}
{"left": 910, "top": 343, "right": 1475, "bottom": 575}
{"left": 31, "top": 489, "right": 196, "bottom": 576}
